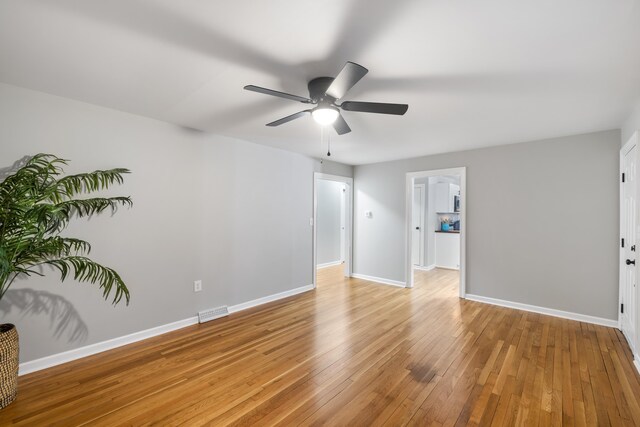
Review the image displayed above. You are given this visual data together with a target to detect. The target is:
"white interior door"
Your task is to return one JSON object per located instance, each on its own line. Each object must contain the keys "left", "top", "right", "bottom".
{"left": 622, "top": 143, "right": 637, "bottom": 353}
{"left": 412, "top": 185, "right": 425, "bottom": 266}
{"left": 342, "top": 183, "right": 351, "bottom": 278}
{"left": 340, "top": 185, "right": 346, "bottom": 263}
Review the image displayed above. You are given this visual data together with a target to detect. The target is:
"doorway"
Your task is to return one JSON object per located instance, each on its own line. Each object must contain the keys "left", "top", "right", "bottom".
{"left": 620, "top": 131, "right": 638, "bottom": 357}
{"left": 313, "top": 173, "right": 353, "bottom": 288}
{"left": 405, "top": 167, "right": 466, "bottom": 296}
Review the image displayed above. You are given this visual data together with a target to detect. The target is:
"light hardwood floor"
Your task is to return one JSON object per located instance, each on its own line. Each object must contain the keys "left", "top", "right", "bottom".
{"left": 2, "top": 266, "right": 640, "bottom": 426}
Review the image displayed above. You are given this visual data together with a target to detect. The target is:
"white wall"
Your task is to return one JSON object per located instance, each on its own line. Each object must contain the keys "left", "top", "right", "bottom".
{"left": 354, "top": 130, "right": 620, "bottom": 320}
{"left": 316, "top": 180, "right": 343, "bottom": 266}
{"left": 0, "top": 83, "right": 352, "bottom": 363}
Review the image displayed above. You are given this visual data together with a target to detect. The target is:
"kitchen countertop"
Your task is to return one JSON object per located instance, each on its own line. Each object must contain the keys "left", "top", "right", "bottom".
{"left": 435, "top": 230, "right": 460, "bottom": 233}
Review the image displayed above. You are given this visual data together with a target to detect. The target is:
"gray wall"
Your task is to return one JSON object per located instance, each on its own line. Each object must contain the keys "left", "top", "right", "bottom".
{"left": 0, "top": 83, "right": 352, "bottom": 363}
{"left": 622, "top": 100, "right": 640, "bottom": 145}
{"left": 316, "top": 180, "right": 343, "bottom": 265}
{"left": 354, "top": 130, "right": 620, "bottom": 320}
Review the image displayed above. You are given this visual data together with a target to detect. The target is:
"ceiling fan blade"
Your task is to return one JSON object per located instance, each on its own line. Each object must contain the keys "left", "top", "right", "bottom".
{"left": 265, "top": 110, "right": 310, "bottom": 127}
{"left": 340, "top": 101, "right": 408, "bottom": 115}
{"left": 325, "top": 62, "right": 368, "bottom": 100}
{"left": 244, "top": 85, "right": 312, "bottom": 104}
{"left": 333, "top": 113, "right": 351, "bottom": 135}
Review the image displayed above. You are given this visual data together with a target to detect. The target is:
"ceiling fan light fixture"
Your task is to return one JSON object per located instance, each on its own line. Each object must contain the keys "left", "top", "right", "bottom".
{"left": 245, "top": 61, "right": 408, "bottom": 135}
{"left": 312, "top": 107, "right": 339, "bottom": 125}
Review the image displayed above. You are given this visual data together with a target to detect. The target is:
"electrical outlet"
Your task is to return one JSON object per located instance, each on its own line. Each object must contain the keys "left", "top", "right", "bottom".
{"left": 193, "top": 280, "right": 202, "bottom": 292}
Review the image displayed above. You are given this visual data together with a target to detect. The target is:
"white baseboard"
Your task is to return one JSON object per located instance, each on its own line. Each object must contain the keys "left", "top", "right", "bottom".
{"left": 351, "top": 273, "right": 406, "bottom": 288}
{"left": 435, "top": 265, "right": 460, "bottom": 271}
{"left": 413, "top": 264, "right": 436, "bottom": 272}
{"left": 19, "top": 316, "right": 198, "bottom": 376}
{"left": 228, "top": 284, "right": 314, "bottom": 313}
{"left": 465, "top": 294, "right": 618, "bottom": 328}
{"left": 316, "top": 260, "right": 343, "bottom": 269}
{"left": 19, "top": 284, "right": 314, "bottom": 376}
{"left": 634, "top": 358, "right": 640, "bottom": 377}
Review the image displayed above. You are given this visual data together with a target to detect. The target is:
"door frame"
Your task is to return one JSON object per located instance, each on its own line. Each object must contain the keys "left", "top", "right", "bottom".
{"left": 620, "top": 131, "right": 639, "bottom": 334}
{"left": 405, "top": 167, "right": 467, "bottom": 297}
{"left": 412, "top": 183, "right": 426, "bottom": 266}
{"left": 340, "top": 187, "right": 346, "bottom": 262}
{"left": 313, "top": 173, "right": 353, "bottom": 288}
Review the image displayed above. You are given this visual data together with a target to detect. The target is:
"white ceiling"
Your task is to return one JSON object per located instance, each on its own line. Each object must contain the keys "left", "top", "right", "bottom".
{"left": 1, "top": 0, "right": 639, "bottom": 165}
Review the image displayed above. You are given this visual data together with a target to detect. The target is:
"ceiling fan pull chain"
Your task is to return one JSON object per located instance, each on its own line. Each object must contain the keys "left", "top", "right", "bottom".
{"left": 327, "top": 134, "right": 331, "bottom": 157}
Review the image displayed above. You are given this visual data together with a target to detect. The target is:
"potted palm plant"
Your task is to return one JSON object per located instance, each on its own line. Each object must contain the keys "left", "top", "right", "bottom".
{"left": 0, "top": 154, "right": 131, "bottom": 409}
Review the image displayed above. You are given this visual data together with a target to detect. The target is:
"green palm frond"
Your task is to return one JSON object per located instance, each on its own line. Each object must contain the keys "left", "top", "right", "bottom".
{"left": 54, "top": 169, "right": 130, "bottom": 201}
{"left": 10, "top": 236, "right": 92, "bottom": 266}
{"left": 0, "top": 154, "right": 131, "bottom": 305}
{"left": 41, "top": 256, "right": 129, "bottom": 305}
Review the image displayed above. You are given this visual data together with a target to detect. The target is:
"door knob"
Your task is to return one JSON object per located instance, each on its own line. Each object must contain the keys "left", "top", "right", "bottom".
{"left": 415, "top": 227, "right": 420, "bottom": 230}
{"left": 627, "top": 259, "right": 636, "bottom": 265}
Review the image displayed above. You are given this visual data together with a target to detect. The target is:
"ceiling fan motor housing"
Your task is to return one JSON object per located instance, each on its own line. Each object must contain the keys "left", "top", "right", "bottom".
{"left": 308, "top": 77, "right": 335, "bottom": 103}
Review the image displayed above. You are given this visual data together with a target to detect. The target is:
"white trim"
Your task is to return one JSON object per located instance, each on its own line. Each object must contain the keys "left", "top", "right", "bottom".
{"left": 19, "top": 316, "right": 198, "bottom": 376}
{"left": 405, "top": 167, "right": 466, "bottom": 298}
{"left": 465, "top": 294, "right": 618, "bottom": 328}
{"left": 634, "top": 358, "right": 640, "bottom": 376}
{"left": 620, "top": 131, "right": 639, "bottom": 335}
{"left": 435, "top": 265, "right": 460, "bottom": 271}
{"left": 317, "top": 260, "right": 343, "bottom": 269}
{"left": 413, "top": 264, "right": 436, "bottom": 272}
{"left": 351, "top": 273, "right": 406, "bottom": 288}
{"left": 315, "top": 172, "right": 352, "bottom": 182}
{"left": 340, "top": 184, "right": 346, "bottom": 263}
{"left": 412, "top": 183, "right": 426, "bottom": 266}
{"left": 313, "top": 173, "right": 353, "bottom": 289}
{"left": 228, "top": 284, "right": 313, "bottom": 313}
{"left": 19, "top": 284, "right": 314, "bottom": 376}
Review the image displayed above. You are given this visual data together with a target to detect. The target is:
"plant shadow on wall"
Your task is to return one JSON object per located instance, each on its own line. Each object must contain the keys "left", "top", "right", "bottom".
{"left": 0, "top": 153, "right": 132, "bottom": 409}
{"left": 0, "top": 156, "right": 30, "bottom": 181}
{"left": 0, "top": 288, "right": 88, "bottom": 343}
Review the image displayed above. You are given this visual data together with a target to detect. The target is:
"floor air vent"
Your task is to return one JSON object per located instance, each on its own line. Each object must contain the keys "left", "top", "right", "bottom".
{"left": 198, "top": 306, "right": 229, "bottom": 323}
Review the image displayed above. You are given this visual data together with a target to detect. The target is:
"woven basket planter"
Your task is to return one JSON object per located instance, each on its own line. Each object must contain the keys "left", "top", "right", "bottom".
{"left": 0, "top": 324, "right": 19, "bottom": 409}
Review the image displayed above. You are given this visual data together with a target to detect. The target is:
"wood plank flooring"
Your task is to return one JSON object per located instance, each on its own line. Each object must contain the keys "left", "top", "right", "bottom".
{"left": 2, "top": 266, "right": 640, "bottom": 425}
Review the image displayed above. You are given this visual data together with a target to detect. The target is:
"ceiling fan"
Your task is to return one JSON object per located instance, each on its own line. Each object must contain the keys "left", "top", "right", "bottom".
{"left": 244, "top": 62, "right": 408, "bottom": 135}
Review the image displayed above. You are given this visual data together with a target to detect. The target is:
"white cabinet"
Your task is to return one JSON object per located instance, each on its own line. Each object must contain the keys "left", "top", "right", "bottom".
{"left": 435, "top": 232, "right": 460, "bottom": 270}
{"left": 434, "top": 183, "right": 460, "bottom": 213}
